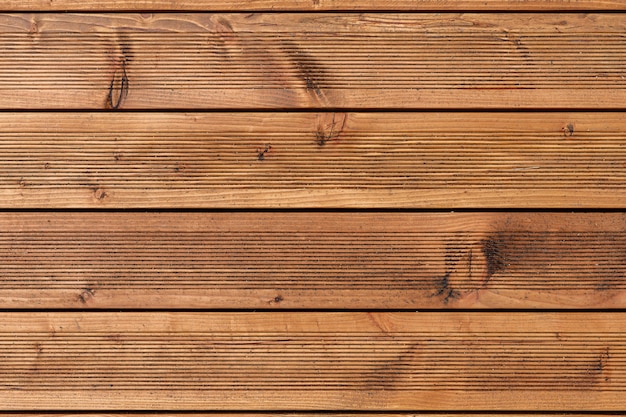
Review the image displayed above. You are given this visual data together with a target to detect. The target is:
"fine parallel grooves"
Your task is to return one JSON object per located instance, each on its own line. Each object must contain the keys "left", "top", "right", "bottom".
{"left": 1, "top": 112, "right": 626, "bottom": 208}
{"left": 0, "top": 312, "right": 624, "bottom": 410}
{"left": 0, "top": 14, "right": 625, "bottom": 109}
{"left": 2, "top": 410, "right": 618, "bottom": 417}
{"left": 5, "top": 0, "right": 626, "bottom": 11}
{"left": 0, "top": 212, "right": 624, "bottom": 309}
{"left": 2, "top": 37, "right": 625, "bottom": 90}
{"left": 3, "top": 4, "right": 625, "bottom": 416}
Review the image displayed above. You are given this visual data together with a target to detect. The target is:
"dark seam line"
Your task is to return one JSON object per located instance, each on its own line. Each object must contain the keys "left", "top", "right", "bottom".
{"left": 0, "top": 208, "right": 623, "bottom": 213}
{"left": 1, "top": 308, "right": 626, "bottom": 313}
{"left": 2, "top": 108, "right": 626, "bottom": 114}
{"left": 4, "top": 9, "right": 626, "bottom": 13}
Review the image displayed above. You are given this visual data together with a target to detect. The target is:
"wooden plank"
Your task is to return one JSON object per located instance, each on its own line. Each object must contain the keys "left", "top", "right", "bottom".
{"left": 7, "top": 411, "right": 614, "bottom": 415}
{"left": 0, "top": 312, "right": 624, "bottom": 410}
{"left": 1, "top": 13, "right": 626, "bottom": 109}
{"left": 2, "top": 411, "right": 621, "bottom": 417}
{"left": 1, "top": 212, "right": 625, "bottom": 309}
{"left": 6, "top": 0, "right": 626, "bottom": 11}
{"left": 2, "top": 112, "right": 626, "bottom": 208}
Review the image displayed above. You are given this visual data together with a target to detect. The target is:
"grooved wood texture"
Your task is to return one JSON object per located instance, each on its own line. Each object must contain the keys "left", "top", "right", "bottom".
{"left": 2, "top": 112, "right": 626, "bottom": 208}
{"left": 0, "top": 415, "right": 616, "bottom": 417}
{"left": 7, "top": 0, "right": 626, "bottom": 11}
{"left": 3, "top": 0, "right": 625, "bottom": 414}
{"left": 0, "top": 312, "right": 624, "bottom": 411}
{"left": 1, "top": 212, "right": 625, "bottom": 309}
{"left": 1, "top": 14, "right": 625, "bottom": 109}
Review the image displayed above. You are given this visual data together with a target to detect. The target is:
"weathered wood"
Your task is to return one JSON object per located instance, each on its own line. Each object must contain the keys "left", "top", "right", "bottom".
{"left": 0, "top": 312, "right": 624, "bottom": 410}
{"left": 1, "top": 112, "right": 626, "bottom": 208}
{"left": 1, "top": 212, "right": 625, "bottom": 309}
{"left": 6, "top": 0, "right": 626, "bottom": 11}
{"left": 1, "top": 13, "right": 625, "bottom": 109}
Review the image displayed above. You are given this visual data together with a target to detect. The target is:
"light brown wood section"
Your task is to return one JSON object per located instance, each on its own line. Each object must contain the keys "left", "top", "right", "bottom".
{"left": 2, "top": 411, "right": 621, "bottom": 417}
{"left": 1, "top": 212, "right": 625, "bottom": 309}
{"left": 6, "top": 0, "right": 626, "bottom": 11}
{"left": 1, "top": 13, "right": 625, "bottom": 109}
{"left": 0, "top": 312, "right": 624, "bottom": 410}
{"left": 1, "top": 112, "right": 625, "bottom": 208}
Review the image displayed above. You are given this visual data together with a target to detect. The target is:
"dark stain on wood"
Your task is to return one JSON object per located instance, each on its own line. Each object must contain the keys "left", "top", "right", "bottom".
{"left": 282, "top": 40, "right": 328, "bottom": 102}
{"left": 257, "top": 144, "right": 272, "bottom": 161}
{"left": 480, "top": 235, "right": 508, "bottom": 283}
{"left": 117, "top": 33, "right": 134, "bottom": 63}
{"left": 93, "top": 187, "right": 108, "bottom": 201}
{"left": 433, "top": 272, "right": 460, "bottom": 304}
{"left": 106, "top": 61, "right": 129, "bottom": 110}
{"left": 77, "top": 288, "right": 96, "bottom": 304}
{"left": 577, "top": 346, "right": 612, "bottom": 386}
{"left": 365, "top": 341, "right": 420, "bottom": 389}
{"left": 215, "top": 16, "right": 235, "bottom": 34}
{"left": 431, "top": 242, "right": 464, "bottom": 303}
{"left": 596, "top": 347, "right": 610, "bottom": 373}
{"left": 27, "top": 17, "right": 39, "bottom": 37}
{"left": 210, "top": 17, "right": 238, "bottom": 59}
{"left": 106, "top": 35, "right": 132, "bottom": 109}
{"left": 269, "top": 295, "right": 284, "bottom": 305}
{"left": 563, "top": 123, "right": 575, "bottom": 137}
{"left": 482, "top": 217, "right": 626, "bottom": 294}
{"left": 173, "top": 163, "right": 187, "bottom": 173}
{"left": 316, "top": 113, "right": 346, "bottom": 146}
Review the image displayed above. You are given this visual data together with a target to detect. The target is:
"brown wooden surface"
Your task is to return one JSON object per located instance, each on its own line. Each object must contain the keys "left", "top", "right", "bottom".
{"left": 2, "top": 411, "right": 622, "bottom": 417}
{"left": 0, "top": 312, "right": 624, "bottom": 411}
{"left": 6, "top": 0, "right": 626, "bottom": 11}
{"left": 0, "top": 212, "right": 625, "bottom": 309}
{"left": 1, "top": 13, "right": 625, "bottom": 109}
{"left": 1, "top": 415, "right": 617, "bottom": 417}
{"left": 2, "top": 1, "right": 625, "bottom": 414}
{"left": 2, "top": 112, "right": 626, "bottom": 208}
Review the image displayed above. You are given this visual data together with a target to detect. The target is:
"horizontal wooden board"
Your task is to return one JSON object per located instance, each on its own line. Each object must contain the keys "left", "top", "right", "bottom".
{"left": 1, "top": 212, "right": 625, "bottom": 309}
{"left": 6, "top": 0, "right": 626, "bottom": 11}
{"left": 1, "top": 13, "right": 626, "bottom": 109}
{"left": 2, "top": 112, "right": 626, "bottom": 208}
{"left": 2, "top": 411, "right": 623, "bottom": 417}
{"left": 0, "top": 312, "right": 625, "bottom": 410}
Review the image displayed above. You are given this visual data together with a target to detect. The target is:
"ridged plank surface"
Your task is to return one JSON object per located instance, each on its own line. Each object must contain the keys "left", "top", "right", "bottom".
{"left": 1, "top": 212, "right": 625, "bottom": 309}
{"left": 1, "top": 415, "right": 616, "bottom": 417}
{"left": 1, "top": 14, "right": 626, "bottom": 109}
{"left": 0, "top": 312, "right": 624, "bottom": 410}
{"left": 7, "top": 0, "right": 626, "bottom": 11}
{"left": 2, "top": 112, "right": 626, "bottom": 208}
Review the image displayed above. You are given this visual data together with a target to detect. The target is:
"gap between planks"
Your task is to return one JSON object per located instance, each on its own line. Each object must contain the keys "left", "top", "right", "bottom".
{"left": 0, "top": 212, "right": 625, "bottom": 309}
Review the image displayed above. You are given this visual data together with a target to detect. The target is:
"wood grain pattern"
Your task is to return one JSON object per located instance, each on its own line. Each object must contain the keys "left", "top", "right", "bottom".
{"left": 2, "top": 1, "right": 624, "bottom": 414}
{"left": 1, "top": 13, "right": 625, "bottom": 109}
{"left": 1, "top": 212, "right": 625, "bottom": 309}
{"left": 2, "top": 112, "right": 626, "bottom": 208}
{"left": 2, "top": 411, "right": 620, "bottom": 417}
{"left": 0, "top": 312, "right": 624, "bottom": 410}
{"left": 6, "top": 0, "right": 626, "bottom": 11}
